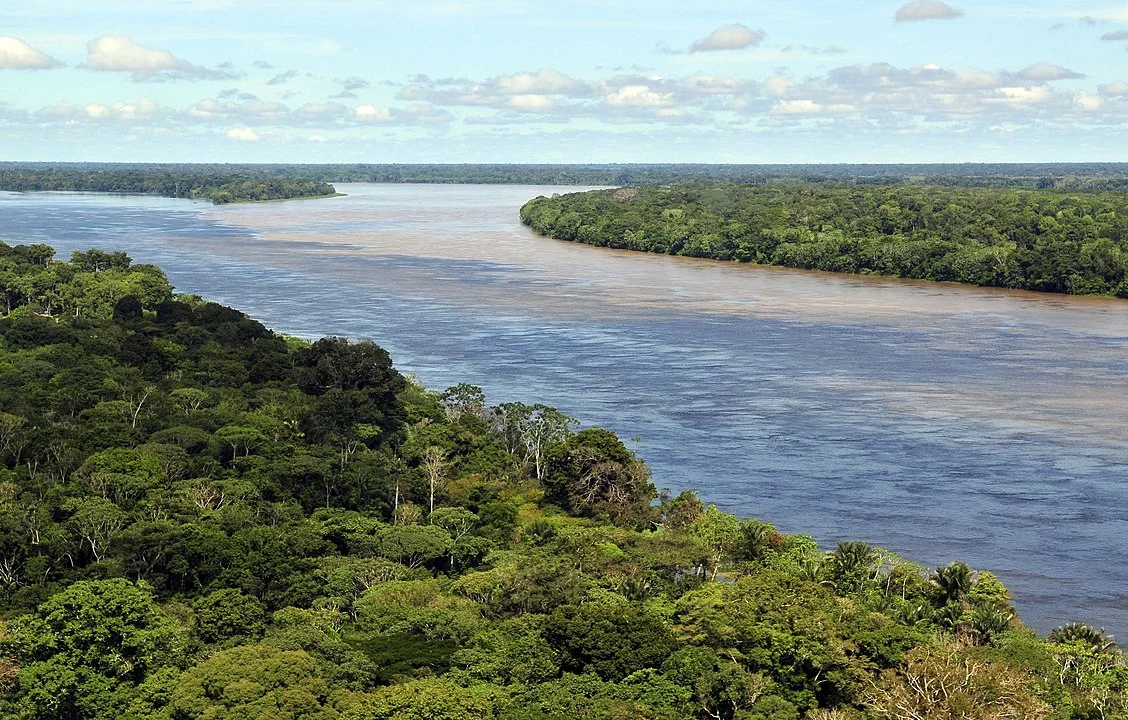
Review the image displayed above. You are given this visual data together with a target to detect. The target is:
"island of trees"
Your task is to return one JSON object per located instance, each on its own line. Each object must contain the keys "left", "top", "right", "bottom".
{"left": 521, "top": 184, "right": 1128, "bottom": 297}
{"left": 0, "top": 241, "right": 1124, "bottom": 719}
{"left": 0, "top": 166, "right": 337, "bottom": 205}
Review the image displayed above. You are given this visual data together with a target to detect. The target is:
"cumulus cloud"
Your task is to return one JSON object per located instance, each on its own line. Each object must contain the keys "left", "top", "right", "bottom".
{"left": 83, "top": 35, "right": 234, "bottom": 81}
{"left": 0, "top": 36, "right": 61, "bottom": 70}
{"left": 746, "top": 59, "right": 1128, "bottom": 130}
{"left": 188, "top": 98, "right": 290, "bottom": 122}
{"left": 21, "top": 58, "right": 1128, "bottom": 141}
{"left": 688, "top": 24, "right": 766, "bottom": 53}
{"left": 493, "top": 69, "right": 586, "bottom": 94}
{"left": 355, "top": 104, "right": 391, "bottom": 121}
{"left": 354, "top": 103, "right": 451, "bottom": 125}
{"left": 394, "top": 68, "right": 751, "bottom": 125}
{"left": 37, "top": 98, "right": 169, "bottom": 122}
{"left": 1102, "top": 29, "right": 1128, "bottom": 41}
{"left": 1016, "top": 63, "right": 1085, "bottom": 81}
{"left": 604, "top": 85, "right": 674, "bottom": 107}
{"left": 1098, "top": 81, "right": 1128, "bottom": 97}
{"left": 989, "top": 86, "right": 1053, "bottom": 105}
{"left": 398, "top": 69, "right": 592, "bottom": 109}
{"left": 680, "top": 74, "right": 742, "bottom": 95}
{"left": 225, "top": 127, "right": 259, "bottom": 142}
{"left": 894, "top": 1, "right": 963, "bottom": 22}
{"left": 1074, "top": 91, "right": 1103, "bottom": 110}
{"left": 771, "top": 99, "right": 824, "bottom": 115}
{"left": 505, "top": 95, "right": 556, "bottom": 112}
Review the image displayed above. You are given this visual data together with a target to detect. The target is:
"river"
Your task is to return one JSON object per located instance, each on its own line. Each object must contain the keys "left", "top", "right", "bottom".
{"left": 3, "top": 183, "right": 1126, "bottom": 636}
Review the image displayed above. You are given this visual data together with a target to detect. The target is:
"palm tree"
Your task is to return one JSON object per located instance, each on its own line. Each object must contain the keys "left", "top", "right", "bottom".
{"left": 1048, "top": 623, "right": 1118, "bottom": 655}
{"left": 827, "top": 541, "right": 879, "bottom": 592}
{"left": 932, "top": 562, "right": 974, "bottom": 604}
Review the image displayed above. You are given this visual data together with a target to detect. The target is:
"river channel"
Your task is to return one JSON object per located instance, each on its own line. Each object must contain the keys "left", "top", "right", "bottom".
{"left": 3, "top": 183, "right": 1126, "bottom": 636}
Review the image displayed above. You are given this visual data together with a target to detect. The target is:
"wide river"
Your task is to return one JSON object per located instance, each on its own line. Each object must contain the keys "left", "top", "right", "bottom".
{"left": 3, "top": 183, "right": 1127, "bottom": 636}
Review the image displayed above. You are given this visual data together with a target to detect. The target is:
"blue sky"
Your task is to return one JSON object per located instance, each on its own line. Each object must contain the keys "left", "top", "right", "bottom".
{"left": 2, "top": 0, "right": 1127, "bottom": 162}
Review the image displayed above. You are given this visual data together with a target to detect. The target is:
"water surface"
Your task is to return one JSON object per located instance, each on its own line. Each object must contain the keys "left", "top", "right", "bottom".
{"left": 3, "top": 184, "right": 1126, "bottom": 636}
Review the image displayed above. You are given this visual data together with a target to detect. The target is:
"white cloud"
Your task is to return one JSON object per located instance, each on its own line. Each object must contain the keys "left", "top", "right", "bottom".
{"left": 82, "top": 35, "right": 233, "bottom": 81}
{"left": 604, "top": 85, "right": 674, "bottom": 107}
{"left": 1016, "top": 63, "right": 1084, "bottom": 82}
{"left": 493, "top": 69, "right": 584, "bottom": 95}
{"left": 989, "top": 86, "right": 1053, "bottom": 104}
{"left": 0, "top": 36, "right": 60, "bottom": 70}
{"left": 894, "top": 1, "right": 963, "bottom": 22}
{"left": 1074, "top": 91, "right": 1103, "bottom": 110}
{"left": 688, "top": 24, "right": 766, "bottom": 53}
{"left": 763, "top": 74, "right": 793, "bottom": 97}
{"left": 352, "top": 103, "right": 451, "bottom": 124}
{"left": 1098, "top": 81, "right": 1128, "bottom": 97}
{"left": 506, "top": 94, "right": 556, "bottom": 112}
{"left": 307, "top": 135, "right": 327, "bottom": 143}
{"left": 1101, "top": 29, "right": 1128, "bottom": 41}
{"left": 37, "top": 98, "right": 167, "bottom": 122}
{"left": 355, "top": 104, "right": 392, "bottom": 121}
{"left": 680, "top": 74, "right": 742, "bottom": 95}
{"left": 771, "top": 99, "right": 823, "bottom": 114}
{"left": 188, "top": 98, "right": 289, "bottom": 122}
{"left": 225, "top": 127, "right": 259, "bottom": 141}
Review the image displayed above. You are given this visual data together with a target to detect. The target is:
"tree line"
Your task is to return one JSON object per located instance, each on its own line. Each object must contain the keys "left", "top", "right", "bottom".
{"left": 5, "top": 161, "right": 1128, "bottom": 191}
{"left": 0, "top": 241, "right": 1123, "bottom": 719}
{"left": 521, "top": 183, "right": 1128, "bottom": 297}
{"left": 0, "top": 168, "right": 336, "bottom": 205}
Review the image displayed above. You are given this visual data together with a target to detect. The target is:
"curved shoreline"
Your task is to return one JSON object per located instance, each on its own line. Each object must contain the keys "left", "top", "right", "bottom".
{"left": 520, "top": 184, "right": 1128, "bottom": 300}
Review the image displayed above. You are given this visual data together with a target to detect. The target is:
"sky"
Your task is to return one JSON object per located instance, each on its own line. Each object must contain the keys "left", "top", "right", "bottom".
{"left": 1, "top": 0, "right": 1128, "bottom": 163}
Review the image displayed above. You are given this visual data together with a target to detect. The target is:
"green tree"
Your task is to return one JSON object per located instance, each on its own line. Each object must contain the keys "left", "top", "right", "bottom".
{"left": 165, "top": 644, "right": 339, "bottom": 720}
{"left": 1, "top": 579, "right": 184, "bottom": 720}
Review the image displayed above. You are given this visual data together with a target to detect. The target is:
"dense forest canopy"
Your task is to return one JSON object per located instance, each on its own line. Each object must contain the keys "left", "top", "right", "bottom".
{"left": 0, "top": 167, "right": 336, "bottom": 205}
{"left": 4, "top": 161, "right": 1128, "bottom": 191}
{"left": 0, "top": 241, "right": 1124, "bottom": 719}
{"left": 521, "top": 184, "right": 1128, "bottom": 297}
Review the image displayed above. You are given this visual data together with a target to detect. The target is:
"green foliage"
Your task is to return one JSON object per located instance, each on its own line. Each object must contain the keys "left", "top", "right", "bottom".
{"left": 542, "top": 603, "right": 678, "bottom": 681}
{"left": 543, "top": 428, "right": 656, "bottom": 526}
{"left": 521, "top": 184, "right": 1128, "bottom": 297}
{"left": 164, "top": 644, "right": 339, "bottom": 719}
{"left": 1, "top": 579, "right": 184, "bottom": 720}
{"left": 0, "top": 166, "right": 335, "bottom": 204}
{"left": 0, "top": 243, "right": 1121, "bottom": 720}
{"left": 193, "top": 589, "right": 269, "bottom": 645}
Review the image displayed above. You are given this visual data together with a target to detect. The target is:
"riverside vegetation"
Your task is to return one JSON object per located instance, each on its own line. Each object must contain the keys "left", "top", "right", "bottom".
{"left": 521, "top": 184, "right": 1128, "bottom": 297}
{"left": 0, "top": 242, "right": 1124, "bottom": 720}
{"left": 0, "top": 167, "right": 336, "bottom": 205}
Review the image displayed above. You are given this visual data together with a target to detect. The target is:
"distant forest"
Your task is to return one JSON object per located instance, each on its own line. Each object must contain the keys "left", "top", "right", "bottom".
{"left": 4, "top": 161, "right": 1128, "bottom": 191}
{"left": 522, "top": 184, "right": 1128, "bottom": 297}
{"left": 0, "top": 166, "right": 336, "bottom": 205}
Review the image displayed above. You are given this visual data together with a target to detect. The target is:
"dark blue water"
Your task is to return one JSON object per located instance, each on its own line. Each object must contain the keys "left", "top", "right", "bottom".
{"left": 3, "top": 186, "right": 1126, "bottom": 637}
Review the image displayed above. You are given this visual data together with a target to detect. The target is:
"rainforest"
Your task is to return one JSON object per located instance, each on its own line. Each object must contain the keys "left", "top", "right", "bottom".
{"left": 0, "top": 241, "right": 1124, "bottom": 720}
{"left": 521, "top": 184, "right": 1128, "bottom": 297}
